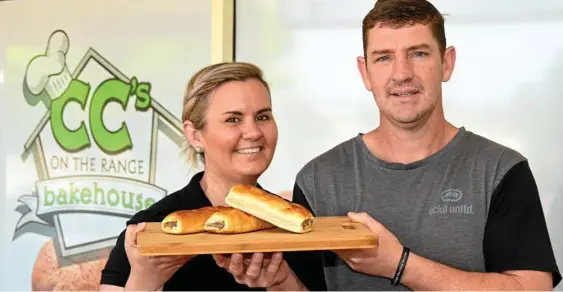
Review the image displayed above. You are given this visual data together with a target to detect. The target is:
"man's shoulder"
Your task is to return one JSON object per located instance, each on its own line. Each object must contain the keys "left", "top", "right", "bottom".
{"left": 460, "top": 129, "right": 528, "bottom": 188}
{"left": 463, "top": 130, "right": 527, "bottom": 166}
{"left": 296, "top": 135, "right": 359, "bottom": 181}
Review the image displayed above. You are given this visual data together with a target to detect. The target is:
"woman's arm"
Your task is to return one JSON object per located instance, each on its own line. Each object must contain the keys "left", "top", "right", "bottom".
{"left": 99, "top": 230, "right": 131, "bottom": 290}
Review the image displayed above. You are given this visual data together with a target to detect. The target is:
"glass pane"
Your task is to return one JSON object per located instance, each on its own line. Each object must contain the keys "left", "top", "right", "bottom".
{"left": 0, "top": 0, "right": 211, "bottom": 289}
{"left": 235, "top": 1, "right": 563, "bottom": 287}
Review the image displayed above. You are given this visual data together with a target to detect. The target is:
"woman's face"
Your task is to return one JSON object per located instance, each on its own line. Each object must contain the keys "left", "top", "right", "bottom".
{"left": 196, "top": 78, "right": 278, "bottom": 180}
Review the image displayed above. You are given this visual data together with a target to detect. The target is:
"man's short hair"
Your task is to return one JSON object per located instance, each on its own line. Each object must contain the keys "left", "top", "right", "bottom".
{"left": 362, "top": 0, "right": 447, "bottom": 59}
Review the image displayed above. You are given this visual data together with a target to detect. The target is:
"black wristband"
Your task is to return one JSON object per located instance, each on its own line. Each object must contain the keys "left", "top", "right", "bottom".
{"left": 391, "top": 246, "right": 410, "bottom": 286}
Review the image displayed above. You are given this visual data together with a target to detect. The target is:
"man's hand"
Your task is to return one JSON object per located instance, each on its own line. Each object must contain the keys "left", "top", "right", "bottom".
{"left": 334, "top": 212, "right": 404, "bottom": 279}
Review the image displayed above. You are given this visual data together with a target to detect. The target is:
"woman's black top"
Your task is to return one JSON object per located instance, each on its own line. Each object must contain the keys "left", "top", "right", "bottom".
{"left": 100, "top": 171, "right": 327, "bottom": 291}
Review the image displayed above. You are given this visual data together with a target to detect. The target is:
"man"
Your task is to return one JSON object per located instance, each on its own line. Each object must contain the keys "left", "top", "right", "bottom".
{"left": 214, "top": 0, "right": 561, "bottom": 290}
{"left": 288, "top": 0, "right": 561, "bottom": 290}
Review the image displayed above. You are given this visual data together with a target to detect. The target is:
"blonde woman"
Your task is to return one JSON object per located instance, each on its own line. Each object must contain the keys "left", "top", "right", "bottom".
{"left": 98, "top": 62, "right": 325, "bottom": 291}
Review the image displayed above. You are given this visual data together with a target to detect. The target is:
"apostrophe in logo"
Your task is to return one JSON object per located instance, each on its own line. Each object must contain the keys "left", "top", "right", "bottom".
{"left": 440, "top": 189, "right": 463, "bottom": 202}
{"left": 12, "top": 30, "right": 185, "bottom": 262}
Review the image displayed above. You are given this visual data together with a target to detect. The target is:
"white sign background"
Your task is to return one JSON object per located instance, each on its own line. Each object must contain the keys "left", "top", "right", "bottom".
{"left": 0, "top": 0, "right": 212, "bottom": 289}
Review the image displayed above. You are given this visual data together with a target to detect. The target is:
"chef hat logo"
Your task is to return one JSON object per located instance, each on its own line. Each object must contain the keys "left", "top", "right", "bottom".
{"left": 24, "top": 30, "right": 72, "bottom": 109}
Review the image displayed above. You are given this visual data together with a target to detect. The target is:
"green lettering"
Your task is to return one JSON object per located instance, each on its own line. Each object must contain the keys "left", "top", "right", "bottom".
{"left": 81, "top": 187, "right": 92, "bottom": 204}
{"left": 89, "top": 79, "right": 132, "bottom": 155}
{"left": 133, "top": 77, "right": 152, "bottom": 111}
{"left": 94, "top": 182, "right": 105, "bottom": 205}
{"left": 44, "top": 186, "right": 55, "bottom": 206}
{"left": 57, "top": 189, "right": 68, "bottom": 205}
{"left": 144, "top": 197, "right": 156, "bottom": 209}
{"left": 121, "top": 191, "right": 134, "bottom": 209}
{"left": 69, "top": 183, "right": 80, "bottom": 205}
{"left": 107, "top": 189, "right": 119, "bottom": 206}
{"left": 135, "top": 194, "right": 144, "bottom": 211}
{"left": 50, "top": 80, "right": 91, "bottom": 152}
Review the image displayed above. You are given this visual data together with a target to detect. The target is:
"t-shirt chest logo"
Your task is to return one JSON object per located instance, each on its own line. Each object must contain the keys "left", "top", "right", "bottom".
{"left": 428, "top": 189, "right": 475, "bottom": 215}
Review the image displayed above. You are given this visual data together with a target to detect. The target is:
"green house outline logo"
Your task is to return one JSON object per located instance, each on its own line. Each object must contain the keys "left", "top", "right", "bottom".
{"left": 13, "top": 30, "right": 185, "bottom": 262}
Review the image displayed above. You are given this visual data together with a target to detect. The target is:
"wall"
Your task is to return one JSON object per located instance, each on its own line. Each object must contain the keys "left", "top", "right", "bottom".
{"left": 235, "top": 0, "right": 563, "bottom": 289}
{"left": 0, "top": 58, "right": 6, "bottom": 287}
{"left": 0, "top": 0, "right": 212, "bottom": 289}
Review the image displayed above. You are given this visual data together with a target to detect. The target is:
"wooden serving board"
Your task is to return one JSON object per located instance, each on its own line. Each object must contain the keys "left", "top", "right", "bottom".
{"left": 137, "top": 216, "right": 378, "bottom": 256}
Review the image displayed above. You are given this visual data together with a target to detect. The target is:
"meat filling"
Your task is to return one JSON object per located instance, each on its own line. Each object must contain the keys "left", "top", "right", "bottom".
{"left": 302, "top": 219, "right": 314, "bottom": 231}
{"left": 206, "top": 221, "right": 225, "bottom": 229}
{"left": 164, "top": 221, "right": 178, "bottom": 229}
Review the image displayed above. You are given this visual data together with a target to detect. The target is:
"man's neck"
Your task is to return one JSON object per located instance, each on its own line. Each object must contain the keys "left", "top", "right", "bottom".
{"left": 199, "top": 168, "right": 258, "bottom": 206}
{"left": 363, "top": 118, "right": 459, "bottom": 165}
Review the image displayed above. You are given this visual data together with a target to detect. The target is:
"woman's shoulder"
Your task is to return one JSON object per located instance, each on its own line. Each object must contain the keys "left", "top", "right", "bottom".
{"left": 127, "top": 173, "right": 208, "bottom": 225}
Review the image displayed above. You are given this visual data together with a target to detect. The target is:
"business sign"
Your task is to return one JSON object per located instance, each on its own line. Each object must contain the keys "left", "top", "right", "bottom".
{"left": 9, "top": 29, "right": 186, "bottom": 288}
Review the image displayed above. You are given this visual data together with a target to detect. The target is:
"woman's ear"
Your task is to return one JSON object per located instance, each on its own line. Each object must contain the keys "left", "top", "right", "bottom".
{"left": 183, "top": 120, "right": 202, "bottom": 148}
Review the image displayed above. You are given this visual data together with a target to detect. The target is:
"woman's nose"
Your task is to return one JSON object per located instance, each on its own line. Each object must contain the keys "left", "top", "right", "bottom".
{"left": 241, "top": 121, "right": 262, "bottom": 140}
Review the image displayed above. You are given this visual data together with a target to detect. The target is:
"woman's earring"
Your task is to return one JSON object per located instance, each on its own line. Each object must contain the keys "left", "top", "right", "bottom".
{"left": 195, "top": 146, "right": 203, "bottom": 154}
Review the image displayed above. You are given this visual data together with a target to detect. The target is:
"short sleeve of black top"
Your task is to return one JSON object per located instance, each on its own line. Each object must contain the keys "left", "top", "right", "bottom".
{"left": 291, "top": 160, "right": 561, "bottom": 289}
{"left": 483, "top": 161, "right": 561, "bottom": 287}
{"left": 100, "top": 171, "right": 328, "bottom": 291}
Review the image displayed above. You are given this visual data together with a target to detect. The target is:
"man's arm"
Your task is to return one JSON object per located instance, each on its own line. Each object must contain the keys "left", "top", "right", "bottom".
{"left": 400, "top": 253, "right": 552, "bottom": 290}
{"left": 399, "top": 160, "right": 560, "bottom": 290}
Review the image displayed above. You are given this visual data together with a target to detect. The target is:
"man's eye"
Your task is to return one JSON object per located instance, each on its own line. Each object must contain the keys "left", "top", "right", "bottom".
{"left": 413, "top": 51, "right": 428, "bottom": 58}
{"left": 375, "top": 56, "right": 390, "bottom": 62}
{"left": 226, "top": 117, "right": 240, "bottom": 123}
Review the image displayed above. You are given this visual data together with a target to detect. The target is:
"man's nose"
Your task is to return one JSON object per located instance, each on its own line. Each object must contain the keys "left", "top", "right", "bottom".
{"left": 391, "top": 57, "right": 414, "bottom": 83}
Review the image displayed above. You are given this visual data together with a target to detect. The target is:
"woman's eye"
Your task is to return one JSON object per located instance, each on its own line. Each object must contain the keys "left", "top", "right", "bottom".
{"left": 256, "top": 115, "right": 270, "bottom": 121}
{"left": 226, "top": 117, "right": 240, "bottom": 123}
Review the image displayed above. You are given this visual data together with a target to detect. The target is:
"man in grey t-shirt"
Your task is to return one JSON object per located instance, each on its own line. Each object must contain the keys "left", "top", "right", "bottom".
{"left": 215, "top": 0, "right": 560, "bottom": 291}
{"left": 284, "top": 0, "right": 562, "bottom": 291}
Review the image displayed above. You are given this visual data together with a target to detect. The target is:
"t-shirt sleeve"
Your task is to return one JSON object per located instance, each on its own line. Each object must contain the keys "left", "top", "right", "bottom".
{"left": 100, "top": 230, "right": 131, "bottom": 287}
{"left": 283, "top": 183, "right": 327, "bottom": 291}
{"left": 483, "top": 160, "right": 561, "bottom": 287}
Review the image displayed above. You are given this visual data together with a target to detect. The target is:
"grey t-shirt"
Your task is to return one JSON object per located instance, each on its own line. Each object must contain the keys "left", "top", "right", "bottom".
{"left": 292, "top": 127, "right": 560, "bottom": 291}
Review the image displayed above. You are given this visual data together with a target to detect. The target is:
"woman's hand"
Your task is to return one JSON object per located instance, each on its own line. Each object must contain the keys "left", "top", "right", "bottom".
{"left": 124, "top": 223, "right": 192, "bottom": 291}
{"left": 213, "top": 252, "right": 290, "bottom": 289}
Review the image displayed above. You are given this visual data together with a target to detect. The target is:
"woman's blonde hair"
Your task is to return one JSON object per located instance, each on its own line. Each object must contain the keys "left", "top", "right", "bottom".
{"left": 181, "top": 62, "right": 271, "bottom": 168}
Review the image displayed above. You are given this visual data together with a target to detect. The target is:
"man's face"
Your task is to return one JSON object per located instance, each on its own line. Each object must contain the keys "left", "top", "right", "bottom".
{"left": 358, "top": 23, "right": 455, "bottom": 128}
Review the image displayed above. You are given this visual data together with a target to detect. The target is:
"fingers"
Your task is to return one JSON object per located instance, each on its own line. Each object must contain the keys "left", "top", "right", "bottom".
{"left": 348, "top": 212, "right": 380, "bottom": 232}
{"left": 245, "top": 253, "right": 264, "bottom": 280}
{"left": 148, "top": 255, "right": 191, "bottom": 270}
{"left": 333, "top": 249, "right": 352, "bottom": 260}
{"left": 124, "top": 225, "right": 137, "bottom": 248}
{"left": 213, "top": 254, "right": 229, "bottom": 268}
{"left": 125, "top": 225, "right": 134, "bottom": 248}
{"left": 125, "top": 223, "right": 146, "bottom": 249}
{"left": 228, "top": 253, "right": 245, "bottom": 277}
{"left": 263, "top": 252, "right": 283, "bottom": 280}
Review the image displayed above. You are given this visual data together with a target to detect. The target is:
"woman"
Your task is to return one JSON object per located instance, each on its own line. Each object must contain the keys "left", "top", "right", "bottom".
{"left": 100, "top": 63, "right": 278, "bottom": 290}
{"left": 98, "top": 62, "right": 325, "bottom": 291}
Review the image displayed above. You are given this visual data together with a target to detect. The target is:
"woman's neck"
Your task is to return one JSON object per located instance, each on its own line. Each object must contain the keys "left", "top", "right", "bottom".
{"left": 199, "top": 169, "right": 258, "bottom": 206}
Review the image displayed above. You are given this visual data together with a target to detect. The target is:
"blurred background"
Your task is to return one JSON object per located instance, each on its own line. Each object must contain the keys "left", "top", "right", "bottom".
{"left": 1, "top": 0, "right": 563, "bottom": 290}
